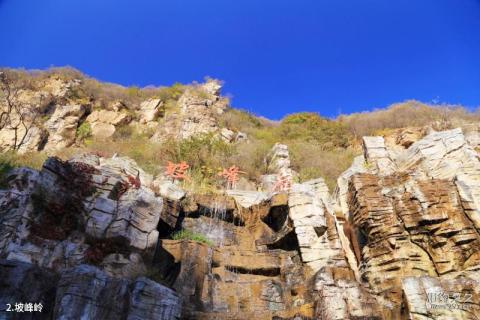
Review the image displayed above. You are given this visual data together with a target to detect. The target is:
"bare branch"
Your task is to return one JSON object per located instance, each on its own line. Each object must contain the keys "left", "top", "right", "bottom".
{"left": 0, "top": 70, "right": 40, "bottom": 150}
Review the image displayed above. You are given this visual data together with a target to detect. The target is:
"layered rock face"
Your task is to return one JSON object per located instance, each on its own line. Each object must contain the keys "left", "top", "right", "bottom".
{"left": 0, "top": 152, "right": 368, "bottom": 319}
{"left": 261, "top": 143, "right": 298, "bottom": 192}
{"left": 0, "top": 75, "right": 82, "bottom": 153}
{"left": 1, "top": 128, "right": 480, "bottom": 319}
{"left": 0, "top": 75, "right": 244, "bottom": 154}
{"left": 0, "top": 155, "right": 181, "bottom": 319}
{"left": 343, "top": 128, "right": 480, "bottom": 319}
{"left": 150, "top": 80, "right": 244, "bottom": 143}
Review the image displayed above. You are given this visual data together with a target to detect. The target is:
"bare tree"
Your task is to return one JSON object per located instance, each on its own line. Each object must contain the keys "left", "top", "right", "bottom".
{"left": 0, "top": 70, "right": 41, "bottom": 151}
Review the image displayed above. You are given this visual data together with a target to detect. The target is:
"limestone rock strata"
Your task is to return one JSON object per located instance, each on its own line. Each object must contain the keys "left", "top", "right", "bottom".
{"left": 0, "top": 260, "right": 181, "bottom": 320}
{"left": 43, "top": 104, "right": 87, "bottom": 151}
{"left": 150, "top": 80, "right": 231, "bottom": 142}
{"left": 0, "top": 152, "right": 376, "bottom": 319}
{"left": 1, "top": 127, "right": 480, "bottom": 319}
{"left": 54, "top": 265, "right": 181, "bottom": 319}
{"left": 1, "top": 154, "right": 161, "bottom": 275}
{"left": 338, "top": 128, "right": 480, "bottom": 318}
{"left": 86, "top": 109, "right": 131, "bottom": 138}
{"left": 402, "top": 276, "right": 480, "bottom": 320}
{"left": 261, "top": 143, "right": 298, "bottom": 192}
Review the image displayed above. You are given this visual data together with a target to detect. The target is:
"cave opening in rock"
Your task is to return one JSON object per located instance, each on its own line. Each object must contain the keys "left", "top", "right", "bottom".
{"left": 187, "top": 205, "right": 245, "bottom": 226}
{"left": 262, "top": 205, "right": 289, "bottom": 232}
{"left": 225, "top": 265, "right": 281, "bottom": 277}
{"left": 152, "top": 242, "right": 182, "bottom": 286}
{"left": 266, "top": 230, "right": 300, "bottom": 252}
{"left": 157, "top": 219, "right": 175, "bottom": 239}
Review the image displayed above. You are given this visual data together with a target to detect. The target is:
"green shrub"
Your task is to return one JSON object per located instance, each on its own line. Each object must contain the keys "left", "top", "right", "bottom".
{"left": 160, "top": 134, "right": 236, "bottom": 193}
{"left": 156, "top": 83, "right": 185, "bottom": 101}
{"left": 219, "top": 109, "right": 274, "bottom": 136}
{"left": 278, "top": 112, "right": 352, "bottom": 149}
{"left": 0, "top": 153, "right": 15, "bottom": 188}
{"left": 172, "top": 229, "right": 213, "bottom": 246}
{"left": 76, "top": 122, "right": 92, "bottom": 141}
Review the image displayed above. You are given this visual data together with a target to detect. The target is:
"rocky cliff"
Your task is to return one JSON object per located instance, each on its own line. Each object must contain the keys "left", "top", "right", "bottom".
{"left": 0, "top": 128, "right": 479, "bottom": 319}
{"left": 0, "top": 71, "right": 244, "bottom": 154}
{"left": 0, "top": 70, "right": 480, "bottom": 319}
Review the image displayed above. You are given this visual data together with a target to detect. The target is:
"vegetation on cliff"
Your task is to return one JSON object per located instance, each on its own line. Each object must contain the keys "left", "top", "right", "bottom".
{"left": 1, "top": 67, "right": 479, "bottom": 191}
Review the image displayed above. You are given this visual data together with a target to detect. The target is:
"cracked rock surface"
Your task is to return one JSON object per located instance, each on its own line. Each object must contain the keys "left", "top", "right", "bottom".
{"left": 1, "top": 128, "right": 480, "bottom": 319}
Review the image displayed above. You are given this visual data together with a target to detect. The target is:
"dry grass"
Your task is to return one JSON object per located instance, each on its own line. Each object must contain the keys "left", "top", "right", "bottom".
{"left": 339, "top": 100, "right": 480, "bottom": 138}
{"left": 289, "top": 142, "right": 358, "bottom": 190}
{"left": 5, "top": 68, "right": 480, "bottom": 194}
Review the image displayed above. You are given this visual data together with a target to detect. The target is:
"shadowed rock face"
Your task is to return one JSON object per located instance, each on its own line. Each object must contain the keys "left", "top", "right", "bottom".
{"left": 54, "top": 265, "right": 181, "bottom": 319}
{"left": 1, "top": 128, "right": 480, "bottom": 319}
{"left": 0, "top": 259, "right": 58, "bottom": 320}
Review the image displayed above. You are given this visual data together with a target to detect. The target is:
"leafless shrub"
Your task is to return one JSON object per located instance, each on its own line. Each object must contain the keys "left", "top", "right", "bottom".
{"left": 0, "top": 70, "right": 42, "bottom": 150}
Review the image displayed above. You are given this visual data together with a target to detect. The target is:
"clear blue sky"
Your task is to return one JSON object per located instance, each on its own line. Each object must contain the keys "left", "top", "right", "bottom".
{"left": 1, "top": 0, "right": 479, "bottom": 119}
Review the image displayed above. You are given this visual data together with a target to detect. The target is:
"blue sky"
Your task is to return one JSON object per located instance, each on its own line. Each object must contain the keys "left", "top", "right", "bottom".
{"left": 1, "top": 0, "right": 479, "bottom": 119}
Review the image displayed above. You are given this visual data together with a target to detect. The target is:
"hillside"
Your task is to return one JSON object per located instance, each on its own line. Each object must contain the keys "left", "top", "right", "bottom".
{"left": 1, "top": 67, "right": 479, "bottom": 191}
{"left": 1, "top": 67, "right": 480, "bottom": 319}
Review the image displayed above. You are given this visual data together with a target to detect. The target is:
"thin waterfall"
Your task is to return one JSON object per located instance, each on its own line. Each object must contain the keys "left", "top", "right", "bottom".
{"left": 196, "top": 197, "right": 228, "bottom": 247}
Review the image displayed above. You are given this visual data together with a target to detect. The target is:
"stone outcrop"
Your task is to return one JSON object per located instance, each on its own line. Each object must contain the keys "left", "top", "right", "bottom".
{"left": 43, "top": 104, "right": 87, "bottom": 150}
{"left": 86, "top": 109, "right": 131, "bottom": 138}
{"left": 362, "top": 136, "right": 397, "bottom": 175}
{"left": 402, "top": 276, "right": 480, "bottom": 319}
{"left": 0, "top": 154, "right": 160, "bottom": 273}
{"left": 0, "top": 124, "right": 47, "bottom": 153}
{"left": 0, "top": 73, "right": 247, "bottom": 155}
{"left": 0, "top": 74, "right": 86, "bottom": 153}
{"left": 54, "top": 265, "right": 181, "bottom": 319}
{"left": 176, "top": 81, "right": 228, "bottom": 139}
{"left": 383, "top": 127, "right": 428, "bottom": 151}
{"left": 261, "top": 143, "right": 298, "bottom": 192}
{"left": 138, "top": 98, "right": 163, "bottom": 124}
{"left": 337, "top": 128, "right": 480, "bottom": 318}
{"left": 150, "top": 80, "right": 231, "bottom": 142}
{"left": 2, "top": 127, "right": 480, "bottom": 319}
{"left": 157, "top": 194, "right": 316, "bottom": 319}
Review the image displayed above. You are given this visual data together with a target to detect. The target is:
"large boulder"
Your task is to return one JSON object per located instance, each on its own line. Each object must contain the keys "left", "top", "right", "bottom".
{"left": 0, "top": 125, "right": 47, "bottom": 153}
{"left": 54, "top": 265, "right": 181, "bottom": 319}
{"left": 150, "top": 80, "right": 229, "bottom": 142}
{"left": 86, "top": 109, "right": 131, "bottom": 138}
{"left": 261, "top": 143, "right": 298, "bottom": 192}
{"left": 362, "top": 136, "right": 397, "bottom": 175}
{"left": 1, "top": 154, "right": 162, "bottom": 273}
{"left": 43, "top": 104, "right": 87, "bottom": 150}
{"left": 0, "top": 259, "right": 59, "bottom": 319}
{"left": 138, "top": 98, "right": 163, "bottom": 124}
{"left": 288, "top": 183, "right": 347, "bottom": 273}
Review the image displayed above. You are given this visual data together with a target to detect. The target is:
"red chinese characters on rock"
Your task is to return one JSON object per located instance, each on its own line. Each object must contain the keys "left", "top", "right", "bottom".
{"left": 165, "top": 161, "right": 190, "bottom": 181}
{"left": 218, "top": 165, "right": 244, "bottom": 189}
{"left": 272, "top": 173, "right": 292, "bottom": 192}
